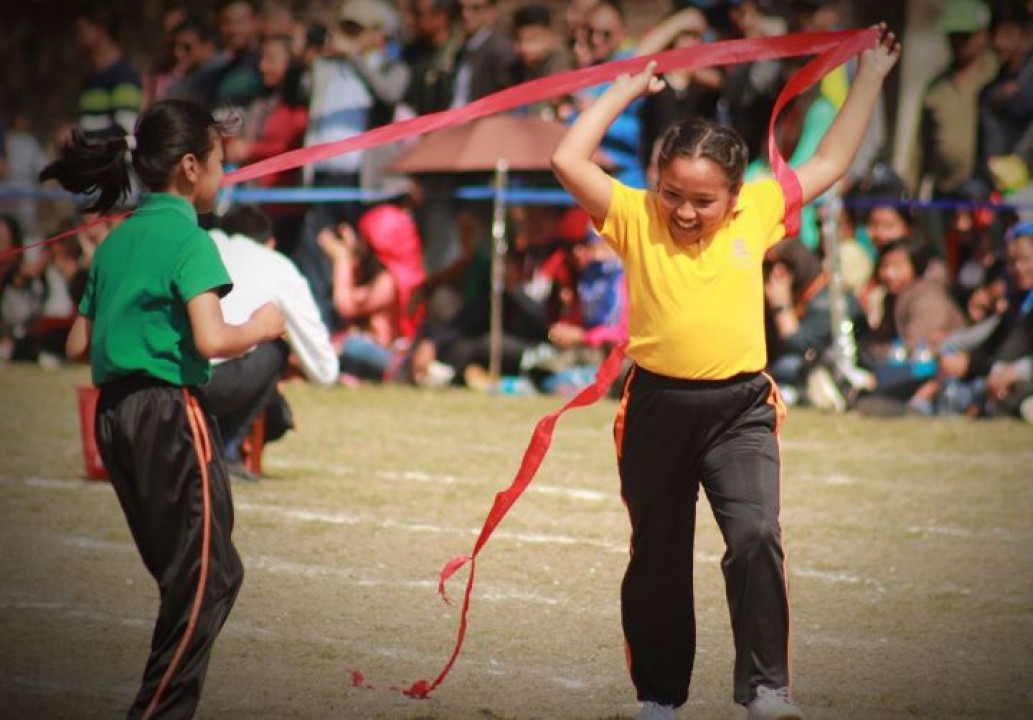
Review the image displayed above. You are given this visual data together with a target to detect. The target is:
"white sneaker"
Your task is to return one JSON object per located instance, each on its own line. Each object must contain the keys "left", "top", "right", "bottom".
{"left": 805, "top": 364, "right": 846, "bottom": 412}
{"left": 747, "top": 686, "right": 803, "bottom": 720}
{"left": 636, "top": 701, "right": 677, "bottom": 720}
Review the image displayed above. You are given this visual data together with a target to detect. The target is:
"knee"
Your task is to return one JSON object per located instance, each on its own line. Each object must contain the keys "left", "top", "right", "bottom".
{"left": 728, "top": 516, "right": 783, "bottom": 558}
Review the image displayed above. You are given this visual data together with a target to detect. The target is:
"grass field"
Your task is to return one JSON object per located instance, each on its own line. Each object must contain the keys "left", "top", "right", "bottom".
{"left": 1, "top": 363, "right": 1031, "bottom": 719}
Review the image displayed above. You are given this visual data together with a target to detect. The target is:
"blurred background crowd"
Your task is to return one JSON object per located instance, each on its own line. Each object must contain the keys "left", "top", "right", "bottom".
{"left": 0, "top": 0, "right": 1030, "bottom": 453}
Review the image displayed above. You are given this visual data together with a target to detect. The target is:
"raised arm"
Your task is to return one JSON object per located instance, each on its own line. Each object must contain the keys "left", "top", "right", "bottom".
{"left": 551, "top": 62, "right": 665, "bottom": 220}
{"left": 795, "top": 26, "right": 901, "bottom": 205}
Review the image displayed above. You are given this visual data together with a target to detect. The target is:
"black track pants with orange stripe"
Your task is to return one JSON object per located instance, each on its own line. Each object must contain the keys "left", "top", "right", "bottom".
{"left": 614, "top": 366, "right": 790, "bottom": 708}
{"left": 95, "top": 377, "right": 244, "bottom": 720}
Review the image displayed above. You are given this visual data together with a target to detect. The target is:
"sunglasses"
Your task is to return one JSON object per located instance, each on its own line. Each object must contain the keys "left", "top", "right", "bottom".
{"left": 339, "top": 19, "right": 366, "bottom": 36}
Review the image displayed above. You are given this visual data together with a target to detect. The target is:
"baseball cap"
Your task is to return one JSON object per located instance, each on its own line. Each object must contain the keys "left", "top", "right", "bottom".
{"left": 339, "top": 0, "right": 397, "bottom": 35}
{"left": 939, "top": 0, "right": 991, "bottom": 34}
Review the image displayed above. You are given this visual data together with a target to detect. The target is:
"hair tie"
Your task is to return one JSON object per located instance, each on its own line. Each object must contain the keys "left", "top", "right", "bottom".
{"left": 124, "top": 134, "right": 137, "bottom": 153}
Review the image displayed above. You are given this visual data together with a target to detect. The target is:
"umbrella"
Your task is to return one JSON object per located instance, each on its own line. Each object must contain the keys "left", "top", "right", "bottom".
{"left": 390, "top": 114, "right": 611, "bottom": 174}
{"left": 392, "top": 115, "right": 608, "bottom": 387}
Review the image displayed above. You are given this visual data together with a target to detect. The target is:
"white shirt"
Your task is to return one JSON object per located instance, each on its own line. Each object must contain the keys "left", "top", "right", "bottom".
{"left": 210, "top": 229, "right": 339, "bottom": 386}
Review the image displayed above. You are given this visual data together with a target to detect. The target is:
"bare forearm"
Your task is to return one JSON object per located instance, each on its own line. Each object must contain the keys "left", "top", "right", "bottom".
{"left": 195, "top": 320, "right": 272, "bottom": 359}
{"left": 815, "top": 73, "right": 882, "bottom": 177}
{"left": 330, "top": 256, "right": 357, "bottom": 319}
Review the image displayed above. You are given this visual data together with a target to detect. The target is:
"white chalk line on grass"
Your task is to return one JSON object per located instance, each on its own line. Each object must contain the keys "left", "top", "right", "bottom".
{"left": 235, "top": 500, "right": 627, "bottom": 553}
{"left": 263, "top": 459, "right": 612, "bottom": 503}
{"left": 15, "top": 481, "right": 894, "bottom": 596}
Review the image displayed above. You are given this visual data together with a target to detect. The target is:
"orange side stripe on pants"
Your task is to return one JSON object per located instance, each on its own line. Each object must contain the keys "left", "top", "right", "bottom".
{"left": 143, "top": 391, "right": 213, "bottom": 720}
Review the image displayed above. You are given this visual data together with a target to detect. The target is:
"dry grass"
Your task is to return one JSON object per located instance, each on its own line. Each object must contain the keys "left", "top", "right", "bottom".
{"left": 1, "top": 363, "right": 1031, "bottom": 719}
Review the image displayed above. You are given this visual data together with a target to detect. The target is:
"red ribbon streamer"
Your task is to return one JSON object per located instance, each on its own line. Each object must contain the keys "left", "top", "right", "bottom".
{"left": 6, "top": 28, "right": 872, "bottom": 265}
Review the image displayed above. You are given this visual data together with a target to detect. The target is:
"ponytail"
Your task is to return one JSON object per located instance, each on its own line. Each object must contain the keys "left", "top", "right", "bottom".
{"left": 40, "top": 99, "right": 234, "bottom": 215}
{"left": 39, "top": 131, "right": 134, "bottom": 215}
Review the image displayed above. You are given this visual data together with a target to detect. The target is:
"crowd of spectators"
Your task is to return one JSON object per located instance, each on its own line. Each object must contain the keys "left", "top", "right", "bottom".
{"left": 1, "top": 0, "right": 1031, "bottom": 439}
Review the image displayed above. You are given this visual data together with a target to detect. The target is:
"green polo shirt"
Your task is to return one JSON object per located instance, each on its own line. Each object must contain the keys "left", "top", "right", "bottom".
{"left": 79, "top": 193, "right": 232, "bottom": 386}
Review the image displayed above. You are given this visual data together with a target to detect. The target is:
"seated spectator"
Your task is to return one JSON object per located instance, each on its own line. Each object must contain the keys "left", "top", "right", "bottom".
{"left": 410, "top": 204, "right": 576, "bottom": 389}
{"left": 318, "top": 203, "right": 426, "bottom": 382}
{"left": 531, "top": 230, "right": 628, "bottom": 396}
{"left": 0, "top": 214, "right": 40, "bottom": 362}
{"left": 979, "top": 221, "right": 1033, "bottom": 421}
{"left": 763, "top": 237, "right": 859, "bottom": 406}
{"left": 224, "top": 33, "right": 310, "bottom": 257}
{"left": 205, "top": 205, "right": 340, "bottom": 481}
{"left": 854, "top": 238, "right": 968, "bottom": 415}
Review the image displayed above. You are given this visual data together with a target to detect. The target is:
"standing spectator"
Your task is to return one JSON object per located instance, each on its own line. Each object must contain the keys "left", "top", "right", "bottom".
{"left": 73, "top": 2, "right": 143, "bottom": 137}
{"left": 401, "top": 0, "right": 465, "bottom": 281}
{"left": 295, "top": 0, "right": 410, "bottom": 332}
{"left": 450, "top": 0, "right": 515, "bottom": 109}
{"left": 635, "top": 6, "right": 723, "bottom": 172}
{"left": 402, "top": 0, "right": 463, "bottom": 116}
{"left": 224, "top": 34, "right": 310, "bottom": 257}
{"left": 144, "top": 3, "right": 189, "bottom": 105}
{"left": 976, "top": 3, "right": 1033, "bottom": 190}
{"left": 166, "top": 16, "right": 223, "bottom": 106}
{"left": 564, "top": 0, "right": 601, "bottom": 70}
{"left": 914, "top": 0, "right": 999, "bottom": 253}
{"left": 510, "top": 3, "right": 571, "bottom": 119}
{"left": 206, "top": 205, "right": 339, "bottom": 480}
{"left": 211, "top": 0, "right": 264, "bottom": 117}
{"left": 563, "top": 1, "right": 647, "bottom": 188}
{"left": 718, "top": 0, "right": 786, "bottom": 162}
{"left": 0, "top": 108, "right": 49, "bottom": 238}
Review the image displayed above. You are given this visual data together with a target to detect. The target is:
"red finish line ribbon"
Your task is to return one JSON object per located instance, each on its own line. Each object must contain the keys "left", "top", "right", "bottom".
{"left": 345, "top": 27, "right": 879, "bottom": 699}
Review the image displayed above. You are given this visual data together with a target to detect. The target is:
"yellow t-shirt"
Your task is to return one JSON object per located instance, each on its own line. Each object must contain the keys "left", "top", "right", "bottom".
{"left": 594, "top": 177, "right": 786, "bottom": 380}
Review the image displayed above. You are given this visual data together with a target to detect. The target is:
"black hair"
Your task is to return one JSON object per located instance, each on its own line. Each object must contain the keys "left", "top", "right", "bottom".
{"left": 217, "top": 204, "right": 272, "bottom": 242}
{"left": 39, "top": 99, "right": 232, "bottom": 215}
{"left": 512, "top": 3, "right": 552, "bottom": 31}
{"left": 0, "top": 213, "right": 24, "bottom": 250}
{"left": 74, "top": 1, "right": 121, "bottom": 40}
{"left": 261, "top": 34, "right": 309, "bottom": 108}
{"left": 594, "top": 0, "right": 626, "bottom": 22}
{"left": 173, "top": 15, "right": 219, "bottom": 45}
{"left": 878, "top": 237, "right": 931, "bottom": 278}
{"left": 656, "top": 117, "right": 750, "bottom": 191}
{"left": 216, "top": 0, "right": 260, "bottom": 16}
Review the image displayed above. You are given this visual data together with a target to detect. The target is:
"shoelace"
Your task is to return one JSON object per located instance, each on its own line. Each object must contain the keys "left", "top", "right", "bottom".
{"left": 757, "top": 686, "right": 793, "bottom": 702}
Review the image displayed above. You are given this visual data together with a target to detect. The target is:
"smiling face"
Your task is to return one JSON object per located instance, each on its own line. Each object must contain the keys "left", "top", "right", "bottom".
{"left": 655, "top": 155, "right": 738, "bottom": 246}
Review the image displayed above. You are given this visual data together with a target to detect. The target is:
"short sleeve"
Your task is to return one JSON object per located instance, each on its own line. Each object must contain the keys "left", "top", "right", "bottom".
{"left": 744, "top": 178, "right": 788, "bottom": 250}
{"left": 173, "top": 229, "right": 233, "bottom": 303}
{"left": 78, "top": 265, "right": 97, "bottom": 319}
{"left": 592, "top": 178, "right": 645, "bottom": 256}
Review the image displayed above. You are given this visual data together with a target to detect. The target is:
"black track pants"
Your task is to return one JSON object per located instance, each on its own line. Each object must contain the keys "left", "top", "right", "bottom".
{"left": 614, "top": 366, "right": 790, "bottom": 707}
{"left": 95, "top": 377, "right": 244, "bottom": 719}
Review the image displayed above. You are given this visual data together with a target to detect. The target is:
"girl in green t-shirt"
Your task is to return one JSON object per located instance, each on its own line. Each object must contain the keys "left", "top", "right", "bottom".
{"left": 40, "top": 99, "right": 283, "bottom": 719}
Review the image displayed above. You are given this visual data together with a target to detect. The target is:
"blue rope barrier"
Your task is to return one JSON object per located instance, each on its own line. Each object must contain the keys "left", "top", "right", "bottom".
{"left": 6, "top": 183, "right": 1033, "bottom": 210}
